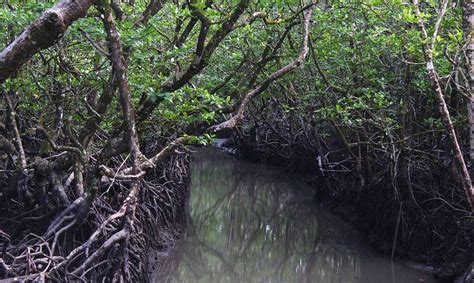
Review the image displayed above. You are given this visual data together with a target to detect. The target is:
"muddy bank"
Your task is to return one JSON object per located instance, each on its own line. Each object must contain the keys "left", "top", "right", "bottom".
{"left": 218, "top": 133, "right": 473, "bottom": 282}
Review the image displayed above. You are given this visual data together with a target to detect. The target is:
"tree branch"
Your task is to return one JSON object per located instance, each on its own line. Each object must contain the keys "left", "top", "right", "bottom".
{"left": 137, "top": 0, "right": 250, "bottom": 121}
{"left": 98, "top": 1, "right": 141, "bottom": 176}
{"left": 2, "top": 90, "right": 27, "bottom": 169}
{"left": 0, "top": 0, "right": 95, "bottom": 83}
{"left": 210, "top": 2, "right": 315, "bottom": 132}
{"left": 135, "top": 0, "right": 168, "bottom": 27}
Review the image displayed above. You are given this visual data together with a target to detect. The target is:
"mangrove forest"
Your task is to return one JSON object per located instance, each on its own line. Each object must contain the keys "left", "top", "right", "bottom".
{"left": 0, "top": 0, "right": 473, "bottom": 282}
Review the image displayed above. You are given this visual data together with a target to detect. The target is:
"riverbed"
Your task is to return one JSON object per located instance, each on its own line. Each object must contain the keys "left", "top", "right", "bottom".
{"left": 153, "top": 147, "right": 435, "bottom": 283}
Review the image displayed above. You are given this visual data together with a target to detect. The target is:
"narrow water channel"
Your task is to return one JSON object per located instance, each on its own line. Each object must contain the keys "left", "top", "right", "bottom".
{"left": 155, "top": 147, "right": 435, "bottom": 283}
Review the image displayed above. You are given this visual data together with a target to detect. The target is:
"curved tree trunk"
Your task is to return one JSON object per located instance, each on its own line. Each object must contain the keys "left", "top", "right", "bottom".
{"left": 0, "top": 0, "right": 95, "bottom": 83}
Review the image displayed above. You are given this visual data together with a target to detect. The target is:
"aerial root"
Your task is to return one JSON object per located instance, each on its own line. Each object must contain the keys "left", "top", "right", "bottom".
{"left": 53, "top": 185, "right": 140, "bottom": 280}
{"left": 45, "top": 198, "right": 84, "bottom": 239}
{"left": 0, "top": 151, "right": 190, "bottom": 281}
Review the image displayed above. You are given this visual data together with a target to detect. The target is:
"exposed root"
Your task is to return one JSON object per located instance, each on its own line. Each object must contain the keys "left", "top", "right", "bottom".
{"left": 45, "top": 197, "right": 84, "bottom": 239}
{"left": 0, "top": 150, "right": 191, "bottom": 282}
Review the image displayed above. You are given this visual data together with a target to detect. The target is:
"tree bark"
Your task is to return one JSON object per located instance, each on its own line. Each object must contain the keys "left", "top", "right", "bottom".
{"left": 0, "top": 0, "right": 95, "bottom": 83}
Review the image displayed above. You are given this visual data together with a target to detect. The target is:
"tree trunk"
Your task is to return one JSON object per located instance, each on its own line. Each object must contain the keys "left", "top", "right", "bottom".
{"left": 0, "top": 0, "right": 95, "bottom": 83}
{"left": 415, "top": 0, "right": 474, "bottom": 211}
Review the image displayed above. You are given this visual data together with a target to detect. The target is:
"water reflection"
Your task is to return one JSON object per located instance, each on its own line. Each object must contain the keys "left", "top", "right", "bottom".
{"left": 160, "top": 147, "right": 434, "bottom": 283}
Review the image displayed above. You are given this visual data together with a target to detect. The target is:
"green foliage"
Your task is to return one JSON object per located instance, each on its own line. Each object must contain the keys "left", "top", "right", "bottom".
{"left": 0, "top": 0, "right": 468, "bottom": 149}
{"left": 183, "top": 133, "right": 216, "bottom": 145}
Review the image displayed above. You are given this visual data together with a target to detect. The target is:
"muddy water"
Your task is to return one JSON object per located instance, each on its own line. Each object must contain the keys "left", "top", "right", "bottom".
{"left": 157, "top": 147, "right": 435, "bottom": 283}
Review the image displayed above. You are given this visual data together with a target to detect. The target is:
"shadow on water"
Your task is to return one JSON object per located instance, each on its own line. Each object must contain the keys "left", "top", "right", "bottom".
{"left": 153, "top": 147, "right": 436, "bottom": 283}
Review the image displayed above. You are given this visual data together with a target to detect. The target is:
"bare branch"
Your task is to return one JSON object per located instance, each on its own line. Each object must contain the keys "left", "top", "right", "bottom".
{"left": 119, "top": 137, "right": 185, "bottom": 175}
{"left": 37, "top": 126, "right": 85, "bottom": 162}
{"left": 210, "top": 3, "right": 315, "bottom": 132}
{"left": 78, "top": 28, "right": 110, "bottom": 57}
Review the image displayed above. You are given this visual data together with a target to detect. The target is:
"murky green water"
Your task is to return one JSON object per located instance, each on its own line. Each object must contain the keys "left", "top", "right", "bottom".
{"left": 157, "top": 147, "right": 435, "bottom": 283}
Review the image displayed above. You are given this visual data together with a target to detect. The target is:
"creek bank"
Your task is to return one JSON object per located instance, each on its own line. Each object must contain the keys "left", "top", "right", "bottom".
{"left": 215, "top": 136, "right": 472, "bottom": 282}
{"left": 143, "top": 152, "right": 191, "bottom": 282}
